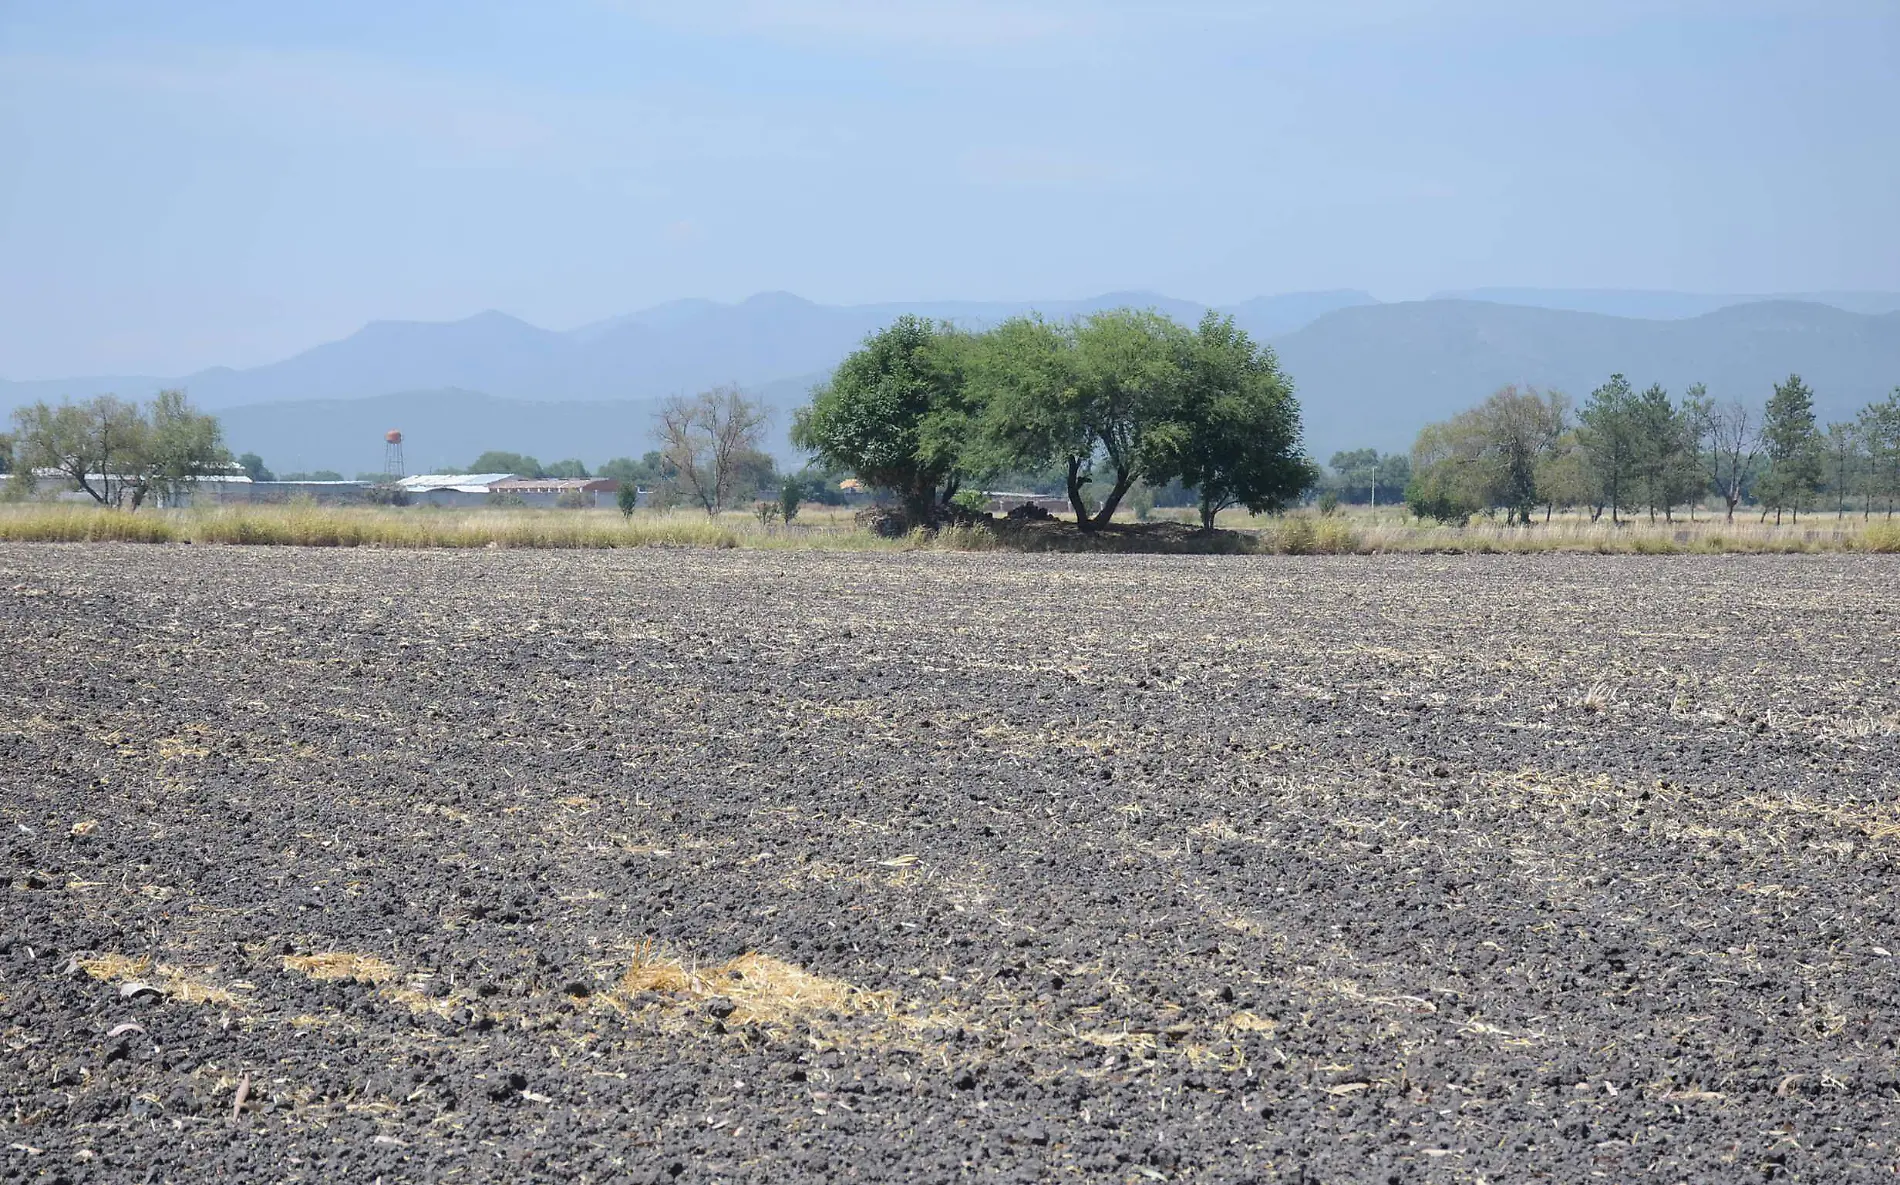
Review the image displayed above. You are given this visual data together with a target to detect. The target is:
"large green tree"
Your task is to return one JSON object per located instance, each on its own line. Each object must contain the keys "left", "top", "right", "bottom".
{"left": 1630, "top": 383, "right": 1703, "bottom": 521}
{"left": 1758, "top": 373, "right": 1822, "bottom": 523}
{"left": 792, "top": 316, "right": 976, "bottom": 524}
{"left": 1857, "top": 389, "right": 1900, "bottom": 518}
{"left": 975, "top": 309, "right": 1192, "bottom": 529}
{"left": 1579, "top": 374, "right": 1642, "bottom": 525}
{"left": 1173, "top": 314, "right": 1313, "bottom": 531}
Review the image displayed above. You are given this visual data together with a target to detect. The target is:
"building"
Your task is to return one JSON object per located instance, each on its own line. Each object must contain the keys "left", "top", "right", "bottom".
{"left": 0, "top": 466, "right": 252, "bottom": 508}
{"left": 392, "top": 473, "right": 518, "bottom": 507}
{"left": 489, "top": 477, "right": 622, "bottom": 508}
{"left": 247, "top": 480, "right": 374, "bottom": 505}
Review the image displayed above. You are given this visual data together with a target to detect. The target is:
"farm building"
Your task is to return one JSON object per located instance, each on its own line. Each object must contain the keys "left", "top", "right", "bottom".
{"left": 392, "top": 473, "right": 517, "bottom": 507}
{"left": 0, "top": 466, "right": 253, "bottom": 507}
{"left": 490, "top": 477, "right": 621, "bottom": 508}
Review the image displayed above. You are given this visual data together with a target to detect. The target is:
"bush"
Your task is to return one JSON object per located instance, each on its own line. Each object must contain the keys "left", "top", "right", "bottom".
{"left": 949, "top": 488, "right": 990, "bottom": 517}
{"left": 1273, "top": 516, "right": 1318, "bottom": 555}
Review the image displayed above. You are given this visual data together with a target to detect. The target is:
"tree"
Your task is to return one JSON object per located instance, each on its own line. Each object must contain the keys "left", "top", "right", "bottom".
{"left": 778, "top": 475, "right": 803, "bottom": 524}
{"left": 1326, "top": 448, "right": 1400, "bottom": 505}
{"left": 1691, "top": 391, "right": 1760, "bottom": 523}
{"left": 1405, "top": 416, "right": 1486, "bottom": 523}
{"left": 599, "top": 452, "right": 673, "bottom": 488}
{"left": 1858, "top": 390, "right": 1900, "bottom": 518}
{"left": 1478, "top": 386, "right": 1568, "bottom": 525}
{"left": 1535, "top": 429, "right": 1601, "bottom": 520}
{"left": 544, "top": 458, "right": 590, "bottom": 479}
{"left": 975, "top": 309, "right": 1193, "bottom": 529}
{"left": 655, "top": 385, "right": 771, "bottom": 516}
{"left": 1579, "top": 374, "right": 1642, "bottom": 525}
{"left": 9, "top": 390, "right": 228, "bottom": 509}
{"left": 616, "top": 481, "right": 639, "bottom": 518}
{"left": 1173, "top": 314, "right": 1313, "bottom": 531}
{"left": 1403, "top": 386, "right": 1566, "bottom": 525}
{"left": 1822, "top": 422, "right": 1864, "bottom": 518}
{"left": 281, "top": 469, "right": 345, "bottom": 482}
{"left": 1758, "top": 374, "right": 1822, "bottom": 523}
{"left": 468, "top": 451, "right": 544, "bottom": 477}
{"left": 793, "top": 316, "right": 976, "bottom": 525}
{"left": 728, "top": 448, "right": 781, "bottom": 502}
{"left": 237, "top": 452, "right": 273, "bottom": 482}
{"left": 1629, "top": 383, "right": 1702, "bottom": 521}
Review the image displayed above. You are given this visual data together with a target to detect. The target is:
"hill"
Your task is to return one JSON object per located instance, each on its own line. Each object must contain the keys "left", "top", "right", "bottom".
{"left": 1431, "top": 288, "right": 1900, "bottom": 320}
{"left": 0, "top": 290, "right": 1377, "bottom": 417}
{"left": 1279, "top": 300, "right": 1900, "bottom": 453}
{"left": 216, "top": 378, "right": 823, "bottom": 476}
{"left": 8, "top": 292, "right": 1898, "bottom": 468}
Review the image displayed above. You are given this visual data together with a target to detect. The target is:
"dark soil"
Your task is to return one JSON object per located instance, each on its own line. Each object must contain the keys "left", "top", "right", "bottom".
{"left": 2, "top": 545, "right": 1896, "bottom": 1183}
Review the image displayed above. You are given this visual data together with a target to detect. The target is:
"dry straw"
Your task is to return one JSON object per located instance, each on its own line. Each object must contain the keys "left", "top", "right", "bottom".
{"left": 1, "top": 503, "right": 1895, "bottom": 554}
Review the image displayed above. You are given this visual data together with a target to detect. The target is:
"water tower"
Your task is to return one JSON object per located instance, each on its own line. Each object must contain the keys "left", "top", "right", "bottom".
{"left": 383, "top": 430, "right": 405, "bottom": 481}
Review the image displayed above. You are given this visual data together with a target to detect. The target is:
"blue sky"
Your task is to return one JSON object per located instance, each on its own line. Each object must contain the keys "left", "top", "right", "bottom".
{"left": 2, "top": 0, "right": 1896, "bottom": 377}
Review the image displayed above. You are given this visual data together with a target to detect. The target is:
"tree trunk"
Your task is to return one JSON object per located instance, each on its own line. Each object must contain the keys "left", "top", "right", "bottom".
{"left": 1064, "top": 456, "right": 1091, "bottom": 531}
{"left": 1199, "top": 498, "right": 1218, "bottom": 532}
{"left": 1090, "top": 465, "right": 1135, "bottom": 528}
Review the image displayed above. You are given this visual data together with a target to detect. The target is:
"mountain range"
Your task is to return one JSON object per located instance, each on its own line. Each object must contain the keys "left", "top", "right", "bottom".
{"left": 4, "top": 289, "right": 1897, "bottom": 472}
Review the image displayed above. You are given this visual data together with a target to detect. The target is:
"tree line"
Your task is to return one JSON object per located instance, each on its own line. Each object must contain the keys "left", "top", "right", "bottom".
{"left": 793, "top": 308, "right": 1314, "bottom": 531}
{"left": 1401, "top": 376, "right": 1900, "bottom": 525}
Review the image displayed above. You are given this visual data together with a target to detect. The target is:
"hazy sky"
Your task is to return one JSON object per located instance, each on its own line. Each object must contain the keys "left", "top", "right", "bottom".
{"left": 2, "top": 0, "right": 1896, "bottom": 377}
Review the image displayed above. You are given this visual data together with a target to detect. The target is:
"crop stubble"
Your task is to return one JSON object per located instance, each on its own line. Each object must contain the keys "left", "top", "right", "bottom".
{"left": 1, "top": 544, "right": 1896, "bottom": 1182}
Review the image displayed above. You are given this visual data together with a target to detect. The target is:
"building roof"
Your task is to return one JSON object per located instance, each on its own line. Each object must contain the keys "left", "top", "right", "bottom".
{"left": 491, "top": 477, "right": 620, "bottom": 492}
{"left": 394, "top": 473, "right": 515, "bottom": 493}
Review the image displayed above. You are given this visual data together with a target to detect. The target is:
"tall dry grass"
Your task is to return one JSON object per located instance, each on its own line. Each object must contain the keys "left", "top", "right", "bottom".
{"left": 1, "top": 501, "right": 1895, "bottom": 555}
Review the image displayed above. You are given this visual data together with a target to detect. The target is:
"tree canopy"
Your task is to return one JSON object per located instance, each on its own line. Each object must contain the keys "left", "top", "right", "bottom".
{"left": 8, "top": 390, "right": 229, "bottom": 509}
{"left": 467, "top": 451, "right": 545, "bottom": 477}
{"left": 791, "top": 315, "right": 977, "bottom": 523}
{"left": 800, "top": 307, "right": 1313, "bottom": 531}
{"left": 1172, "top": 313, "right": 1314, "bottom": 530}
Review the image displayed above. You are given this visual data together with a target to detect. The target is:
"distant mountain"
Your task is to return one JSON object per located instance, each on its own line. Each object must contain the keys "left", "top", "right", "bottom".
{"left": 1279, "top": 299, "right": 1900, "bottom": 454}
{"left": 9, "top": 290, "right": 1898, "bottom": 469}
{"left": 1225, "top": 290, "right": 1380, "bottom": 337}
{"left": 1431, "top": 288, "right": 1900, "bottom": 320}
{"left": 0, "top": 290, "right": 1372, "bottom": 420}
{"left": 217, "top": 377, "right": 826, "bottom": 476}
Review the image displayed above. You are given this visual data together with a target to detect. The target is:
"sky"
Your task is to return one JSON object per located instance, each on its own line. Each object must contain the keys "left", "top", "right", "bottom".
{"left": 1, "top": 0, "right": 1897, "bottom": 378}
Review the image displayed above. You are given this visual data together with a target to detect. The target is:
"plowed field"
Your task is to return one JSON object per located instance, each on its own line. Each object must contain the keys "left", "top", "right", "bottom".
{"left": 3, "top": 545, "right": 1896, "bottom": 1182}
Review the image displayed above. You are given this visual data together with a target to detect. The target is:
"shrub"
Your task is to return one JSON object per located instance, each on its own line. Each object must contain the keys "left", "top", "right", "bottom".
{"left": 1273, "top": 515, "right": 1318, "bottom": 555}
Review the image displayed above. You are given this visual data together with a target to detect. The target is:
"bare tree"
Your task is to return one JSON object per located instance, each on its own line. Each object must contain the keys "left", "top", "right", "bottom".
{"left": 653, "top": 386, "right": 771, "bottom": 516}
{"left": 1691, "top": 392, "right": 1760, "bottom": 523}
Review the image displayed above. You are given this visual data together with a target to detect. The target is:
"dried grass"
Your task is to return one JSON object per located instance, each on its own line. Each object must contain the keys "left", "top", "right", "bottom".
{"left": 282, "top": 952, "right": 399, "bottom": 984}
{"left": 74, "top": 953, "right": 240, "bottom": 1006}
{"left": 612, "top": 941, "right": 894, "bottom": 1030}
{"left": 5, "top": 501, "right": 1896, "bottom": 553}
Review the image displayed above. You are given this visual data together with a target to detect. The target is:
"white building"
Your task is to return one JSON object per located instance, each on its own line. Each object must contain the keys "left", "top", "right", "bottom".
{"left": 392, "top": 473, "right": 517, "bottom": 507}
